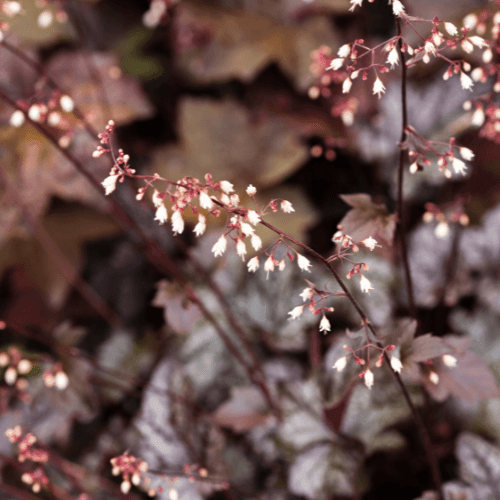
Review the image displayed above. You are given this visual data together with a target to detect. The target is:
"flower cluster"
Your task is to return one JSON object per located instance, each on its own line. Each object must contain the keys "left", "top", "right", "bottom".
{"left": 110, "top": 451, "right": 151, "bottom": 494}
{"left": 405, "top": 127, "right": 475, "bottom": 179}
{"left": 6, "top": 427, "right": 49, "bottom": 463}
{"left": 288, "top": 281, "right": 346, "bottom": 333}
{"left": 0, "top": 346, "right": 33, "bottom": 389}
{"left": 459, "top": 9, "right": 500, "bottom": 143}
{"left": 287, "top": 232, "right": 379, "bottom": 334}
{"left": 21, "top": 467, "right": 50, "bottom": 494}
{"left": 42, "top": 362, "right": 69, "bottom": 390}
{"left": 8, "top": 91, "right": 75, "bottom": 147}
{"left": 97, "top": 125, "right": 313, "bottom": 279}
{"left": 6, "top": 427, "right": 50, "bottom": 493}
{"left": 310, "top": 7, "right": 490, "bottom": 129}
{"left": 333, "top": 341, "right": 402, "bottom": 390}
{"left": 425, "top": 353, "right": 458, "bottom": 386}
{"left": 422, "top": 198, "right": 470, "bottom": 238}
{"left": 331, "top": 231, "right": 380, "bottom": 293}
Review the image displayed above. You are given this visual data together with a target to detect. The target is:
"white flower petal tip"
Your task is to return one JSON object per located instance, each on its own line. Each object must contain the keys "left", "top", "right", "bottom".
{"left": 212, "top": 235, "right": 227, "bottom": 257}
{"left": 288, "top": 305, "right": 305, "bottom": 320}
{"left": 364, "top": 368, "right": 374, "bottom": 389}
{"left": 102, "top": 174, "right": 119, "bottom": 195}
{"left": 247, "top": 256, "right": 259, "bottom": 272}
{"left": 361, "top": 236, "right": 379, "bottom": 251}
{"left": 333, "top": 356, "right": 347, "bottom": 371}
{"left": 220, "top": 181, "right": 234, "bottom": 194}
{"left": 297, "top": 254, "right": 312, "bottom": 272}
{"left": 429, "top": 371, "right": 439, "bottom": 385}
{"left": 390, "top": 356, "right": 403, "bottom": 373}
{"left": 442, "top": 354, "right": 457, "bottom": 367}
{"left": 319, "top": 315, "right": 331, "bottom": 333}
{"left": 359, "top": 274, "right": 373, "bottom": 293}
{"left": 372, "top": 76, "right": 386, "bottom": 98}
{"left": 154, "top": 205, "right": 168, "bottom": 225}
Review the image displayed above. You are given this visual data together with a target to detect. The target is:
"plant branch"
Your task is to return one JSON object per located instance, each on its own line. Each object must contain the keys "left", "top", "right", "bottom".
{"left": 258, "top": 218, "right": 444, "bottom": 499}
{"left": 0, "top": 39, "right": 99, "bottom": 140}
{"left": 0, "top": 88, "right": 280, "bottom": 417}
{"left": 396, "top": 18, "right": 417, "bottom": 318}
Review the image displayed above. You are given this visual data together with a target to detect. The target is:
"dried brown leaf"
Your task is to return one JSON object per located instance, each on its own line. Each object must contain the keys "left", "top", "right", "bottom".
{"left": 174, "top": 2, "right": 339, "bottom": 90}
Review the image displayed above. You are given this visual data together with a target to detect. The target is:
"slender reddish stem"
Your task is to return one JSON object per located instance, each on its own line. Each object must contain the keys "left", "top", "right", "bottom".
{"left": 0, "top": 88, "right": 280, "bottom": 417}
{"left": 258, "top": 217, "right": 443, "bottom": 498}
{"left": 396, "top": 18, "right": 417, "bottom": 319}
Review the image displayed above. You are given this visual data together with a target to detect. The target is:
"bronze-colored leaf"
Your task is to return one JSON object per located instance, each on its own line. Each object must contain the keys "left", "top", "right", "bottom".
{"left": 338, "top": 193, "right": 396, "bottom": 245}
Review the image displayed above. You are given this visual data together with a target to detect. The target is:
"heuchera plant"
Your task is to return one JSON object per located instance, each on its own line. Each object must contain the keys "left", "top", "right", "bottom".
{"left": 2, "top": 0, "right": 500, "bottom": 499}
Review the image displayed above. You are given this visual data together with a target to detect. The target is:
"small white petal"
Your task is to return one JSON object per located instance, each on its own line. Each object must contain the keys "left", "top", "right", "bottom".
{"left": 452, "top": 157, "right": 467, "bottom": 175}
{"left": 459, "top": 147, "right": 474, "bottom": 161}
{"left": 54, "top": 371, "right": 69, "bottom": 390}
{"left": 444, "top": 22, "right": 458, "bottom": 36}
{"left": 372, "top": 76, "right": 386, "bottom": 98}
{"left": 193, "top": 215, "right": 206, "bottom": 237}
{"left": 342, "top": 77, "right": 352, "bottom": 94}
{"left": 424, "top": 41, "right": 436, "bottom": 55}
{"left": 241, "top": 222, "right": 255, "bottom": 236}
{"left": 171, "top": 211, "right": 184, "bottom": 235}
{"left": 264, "top": 256, "right": 275, "bottom": 279}
{"left": 359, "top": 274, "right": 373, "bottom": 293}
{"left": 37, "top": 10, "right": 53, "bottom": 29}
{"left": 236, "top": 239, "right": 247, "bottom": 260}
{"left": 333, "top": 356, "right": 347, "bottom": 371}
{"left": 121, "top": 481, "right": 131, "bottom": 494}
{"left": 199, "top": 191, "right": 214, "bottom": 210}
{"left": 4, "top": 366, "right": 17, "bottom": 385}
{"left": 434, "top": 221, "right": 450, "bottom": 238}
{"left": 288, "top": 305, "right": 305, "bottom": 320}
{"left": 212, "top": 235, "right": 227, "bottom": 257}
{"left": 337, "top": 44, "right": 351, "bottom": 58}
{"left": 471, "top": 107, "right": 485, "bottom": 127}
{"left": 300, "top": 287, "right": 314, "bottom": 302}
{"left": 220, "top": 181, "right": 234, "bottom": 194}
{"left": 59, "top": 95, "right": 74, "bottom": 113}
{"left": 251, "top": 233, "right": 262, "bottom": 251}
{"left": 247, "top": 256, "right": 259, "bottom": 272}
{"left": 361, "top": 236, "right": 378, "bottom": 251}
{"left": 28, "top": 104, "right": 41, "bottom": 122}
{"left": 247, "top": 210, "right": 261, "bottom": 225}
{"left": 390, "top": 356, "right": 403, "bottom": 373}
{"left": 386, "top": 47, "right": 399, "bottom": 68}
{"left": 461, "top": 39, "right": 474, "bottom": 54}
{"left": 327, "top": 58, "right": 344, "bottom": 71}
{"left": 319, "top": 315, "right": 331, "bottom": 333}
{"left": 392, "top": 0, "right": 405, "bottom": 17}
{"left": 101, "top": 175, "right": 119, "bottom": 195}
{"left": 364, "top": 368, "right": 374, "bottom": 389}
{"left": 154, "top": 205, "right": 168, "bottom": 225}
{"left": 442, "top": 354, "right": 457, "bottom": 367}
{"left": 469, "top": 36, "right": 487, "bottom": 48}
{"left": 9, "top": 110, "right": 25, "bottom": 127}
{"left": 297, "top": 254, "right": 312, "bottom": 272}
{"left": 460, "top": 71, "right": 474, "bottom": 90}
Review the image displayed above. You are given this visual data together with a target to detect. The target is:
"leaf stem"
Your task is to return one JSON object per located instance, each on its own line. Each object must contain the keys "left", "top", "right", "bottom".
{"left": 396, "top": 18, "right": 417, "bottom": 319}
{"left": 0, "top": 88, "right": 280, "bottom": 418}
{"left": 259, "top": 217, "right": 444, "bottom": 499}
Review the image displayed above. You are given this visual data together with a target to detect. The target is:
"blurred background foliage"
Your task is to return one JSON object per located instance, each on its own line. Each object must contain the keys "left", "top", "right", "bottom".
{"left": 1, "top": 0, "right": 500, "bottom": 499}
